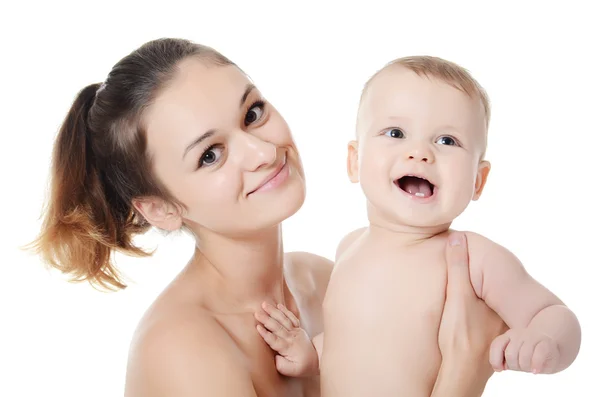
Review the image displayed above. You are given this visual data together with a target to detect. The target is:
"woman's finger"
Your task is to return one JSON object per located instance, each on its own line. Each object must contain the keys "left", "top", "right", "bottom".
{"left": 445, "top": 232, "right": 476, "bottom": 299}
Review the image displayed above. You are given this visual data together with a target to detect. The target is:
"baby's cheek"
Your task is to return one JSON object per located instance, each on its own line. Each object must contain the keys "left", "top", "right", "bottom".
{"left": 442, "top": 181, "right": 475, "bottom": 216}
{"left": 358, "top": 165, "right": 389, "bottom": 205}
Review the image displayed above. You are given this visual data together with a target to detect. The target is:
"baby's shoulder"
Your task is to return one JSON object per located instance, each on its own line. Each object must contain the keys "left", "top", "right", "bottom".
{"left": 335, "top": 227, "right": 368, "bottom": 262}
{"left": 463, "top": 230, "right": 506, "bottom": 263}
{"left": 460, "top": 230, "right": 521, "bottom": 297}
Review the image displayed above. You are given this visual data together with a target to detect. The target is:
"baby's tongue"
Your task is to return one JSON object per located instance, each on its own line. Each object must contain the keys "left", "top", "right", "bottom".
{"left": 403, "top": 177, "right": 433, "bottom": 197}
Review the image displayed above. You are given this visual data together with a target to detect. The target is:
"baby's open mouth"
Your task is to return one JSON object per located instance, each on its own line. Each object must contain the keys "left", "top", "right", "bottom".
{"left": 396, "top": 176, "right": 435, "bottom": 198}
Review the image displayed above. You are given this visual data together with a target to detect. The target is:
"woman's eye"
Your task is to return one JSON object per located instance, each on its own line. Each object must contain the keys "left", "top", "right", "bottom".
{"left": 384, "top": 128, "right": 405, "bottom": 139}
{"left": 436, "top": 136, "right": 458, "bottom": 146}
{"left": 198, "top": 146, "right": 223, "bottom": 168}
{"left": 244, "top": 102, "right": 265, "bottom": 126}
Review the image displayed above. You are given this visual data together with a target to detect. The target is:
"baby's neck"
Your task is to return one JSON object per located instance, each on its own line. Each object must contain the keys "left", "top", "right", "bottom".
{"left": 367, "top": 221, "right": 450, "bottom": 246}
{"left": 367, "top": 206, "right": 451, "bottom": 246}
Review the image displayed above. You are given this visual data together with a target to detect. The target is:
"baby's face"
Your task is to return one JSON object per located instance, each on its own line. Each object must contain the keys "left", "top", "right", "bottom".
{"left": 348, "top": 67, "right": 490, "bottom": 228}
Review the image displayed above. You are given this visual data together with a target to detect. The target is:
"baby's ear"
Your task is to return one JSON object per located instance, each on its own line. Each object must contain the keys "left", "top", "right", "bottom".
{"left": 473, "top": 160, "right": 491, "bottom": 200}
{"left": 347, "top": 140, "right": 359, "bottom": 183}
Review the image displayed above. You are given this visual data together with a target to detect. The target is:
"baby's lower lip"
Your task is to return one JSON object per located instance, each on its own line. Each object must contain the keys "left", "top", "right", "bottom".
{"left": 395, "top": 177, "right": 435, "bottom": 198}
{"left": 394, "top": 180, "right": 438, "bottom": 201}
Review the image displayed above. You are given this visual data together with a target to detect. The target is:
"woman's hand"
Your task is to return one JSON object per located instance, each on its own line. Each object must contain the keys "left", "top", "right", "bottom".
{"left": 432, "top": 232, "right": 508, "bottom": 397}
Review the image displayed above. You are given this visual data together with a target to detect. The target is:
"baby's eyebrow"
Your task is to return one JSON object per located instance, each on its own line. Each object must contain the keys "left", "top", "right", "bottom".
{"left": 435, "top": 124, "right": 461, "bottom": 133}
{"left": 386, "top": 115, "right": 410, "bottom": 122}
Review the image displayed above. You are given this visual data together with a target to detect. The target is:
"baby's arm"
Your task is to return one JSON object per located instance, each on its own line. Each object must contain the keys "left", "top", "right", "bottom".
{"left": 255, "top": 302, "right": 321, "bottom": 377}
{"left": 467, "top": 232, "right": 581, "bottom": 374}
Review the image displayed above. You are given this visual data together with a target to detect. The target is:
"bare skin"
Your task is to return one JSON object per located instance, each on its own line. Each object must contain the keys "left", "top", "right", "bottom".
{"left": 122, "top": 58, "right": 519, "bottom": 396}
{"left": 321, "top": 229, "right": 482, "bottom": 396}
{"left": 256, "top": 64, "right": 580, "bottom": 396}
{"left": 125, "top": 233, "right": 503, "bottom": 397}
{"left": 125, "top": 249, "right": 329, "bottom": 397}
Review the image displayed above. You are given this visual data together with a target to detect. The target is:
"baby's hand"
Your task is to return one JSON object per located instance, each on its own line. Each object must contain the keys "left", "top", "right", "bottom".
{"left": 489, "top": 328, "right": 560, "bottom": 374}
{"left": 254, "top": 302, "right": 319, "bottom": 377}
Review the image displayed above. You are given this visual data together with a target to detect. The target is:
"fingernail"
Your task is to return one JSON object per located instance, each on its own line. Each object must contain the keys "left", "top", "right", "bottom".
{"left": 532, "top": 369, "right": 538, "bottom": 374}
{"left": 449, "top": 233, "right": 462, "bottom": 246}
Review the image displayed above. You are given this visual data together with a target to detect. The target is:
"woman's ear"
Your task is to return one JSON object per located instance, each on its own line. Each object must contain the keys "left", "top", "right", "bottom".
{"left": 132, "top": 197, "right": 183, "bottom": 231}
{"left": 473, "top": 160, "right": 491, "bottom": 200}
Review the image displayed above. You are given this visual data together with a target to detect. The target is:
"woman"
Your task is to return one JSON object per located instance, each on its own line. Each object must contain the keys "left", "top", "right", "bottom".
{"left": 31, "top": 38, "right": 505, "bottom": 396}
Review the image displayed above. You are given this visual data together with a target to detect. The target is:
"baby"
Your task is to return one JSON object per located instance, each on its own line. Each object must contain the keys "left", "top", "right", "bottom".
{"left": 254, "top": 56, "right": 581, "bottom": 396}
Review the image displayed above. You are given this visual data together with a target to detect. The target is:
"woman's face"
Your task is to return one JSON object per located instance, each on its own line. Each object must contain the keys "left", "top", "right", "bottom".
{"left": 142, "top": 57, "right": 306, "bottom": 236}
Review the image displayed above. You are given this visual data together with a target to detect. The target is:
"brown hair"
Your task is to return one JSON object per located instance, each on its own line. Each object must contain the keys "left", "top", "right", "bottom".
{"left": 29, "top": 38, "right": 234, "bottom": 290}
{"left": 361, "top": 55, "right": 491, "bottom": 128}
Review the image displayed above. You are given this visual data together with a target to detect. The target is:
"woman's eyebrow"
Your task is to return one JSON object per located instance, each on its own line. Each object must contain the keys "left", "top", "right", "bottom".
{"left": 183, "top": 130, "right": 216, "bottom": 159}
{"left": 240, "top": 84, "right": 256, "bottom": 107}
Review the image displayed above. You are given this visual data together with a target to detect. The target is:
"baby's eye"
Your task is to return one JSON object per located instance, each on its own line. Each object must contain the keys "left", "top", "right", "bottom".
{"left": 384, "top": 128, "right": 405, "bottom": 139}
{"left": 198, "top": 145, "right": 223, "bottom": 168}
{"left": 244, "top": 102, "right": 265, "bottom": 126}
{"left": 436, "top": 136, "right": 458, "bottom": 146}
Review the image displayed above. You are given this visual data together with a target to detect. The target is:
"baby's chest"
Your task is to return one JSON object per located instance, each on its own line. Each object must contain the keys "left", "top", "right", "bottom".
{"left": 337, "top": 241, "right": 449, "bottom": 324}
{"left": 330, "top": 240, "right": 450, "bottom": 377}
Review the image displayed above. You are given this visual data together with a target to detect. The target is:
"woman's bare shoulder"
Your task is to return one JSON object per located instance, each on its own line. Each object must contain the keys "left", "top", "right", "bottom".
{"left": 125, "top": 297, "right": 253, "bottom": 396}
{"left": 285, "top": 251, "right": 333, "bottom": 299}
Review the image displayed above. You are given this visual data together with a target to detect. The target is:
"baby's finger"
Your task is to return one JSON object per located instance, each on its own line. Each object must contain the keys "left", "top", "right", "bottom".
{"left": 489, "top": 332, "right": 511, "bottom": 371}
{"left": 257, "top": 324, "right": 286, "bottom": 352}
{"left": 518, "top": 340, "right": 536, "bottom": 373}
{"left": 262, "top": 302, "right": 294, "bottom": 331}
{"left": 275, "top": 355, "right": 300, "bottom": 377}
{"left": 277, "top": 303, "right": 300, "bottom": 327}
{"left": 531, "top": 339, "right": 555, "bottom": 374}
{"left": 504, "top": 337, "right": 524, "bottom": 371}
{"left": 255, "top": 310, "right": 287, "bottom": 336}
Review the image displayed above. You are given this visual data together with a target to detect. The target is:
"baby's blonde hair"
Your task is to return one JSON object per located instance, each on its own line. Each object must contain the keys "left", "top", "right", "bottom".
{"left": 360, "top": 55, "right": 491, "bottom": 129}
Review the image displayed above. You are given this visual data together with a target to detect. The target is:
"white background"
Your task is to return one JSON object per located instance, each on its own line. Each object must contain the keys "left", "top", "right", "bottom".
{"left": 1, "top": 1, "right": 598, "bottom": 396}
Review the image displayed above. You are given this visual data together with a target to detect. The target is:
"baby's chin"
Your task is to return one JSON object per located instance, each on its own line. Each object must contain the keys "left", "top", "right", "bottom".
{"left": 395, "top": 215, "right": 454, "bottom": 231}
{"left": 400, "top": 205, "right": 467, "bottom": 228}
{"left": 367, "top": 207, "right": 455, "bottom": 233}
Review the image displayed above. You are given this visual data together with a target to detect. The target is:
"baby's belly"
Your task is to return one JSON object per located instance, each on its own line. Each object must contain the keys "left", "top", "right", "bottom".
{"left": 367, "top": 291, "right": 444, "bottom": 395}
{"left": 374, "top": 312, "right": 443, "bottom": 394}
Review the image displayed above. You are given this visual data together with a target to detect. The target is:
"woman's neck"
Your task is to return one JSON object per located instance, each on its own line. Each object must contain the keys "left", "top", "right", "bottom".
{"left": 185, "top": 224, "right": 292, "bottom": 313}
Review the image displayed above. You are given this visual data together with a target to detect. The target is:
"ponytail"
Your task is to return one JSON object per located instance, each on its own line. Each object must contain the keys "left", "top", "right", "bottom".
{"left": 28, "top": 39, "right": 230, "bottom": 290}
{"left": 29, "top": 83, "right": 148, "bottom": 290}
